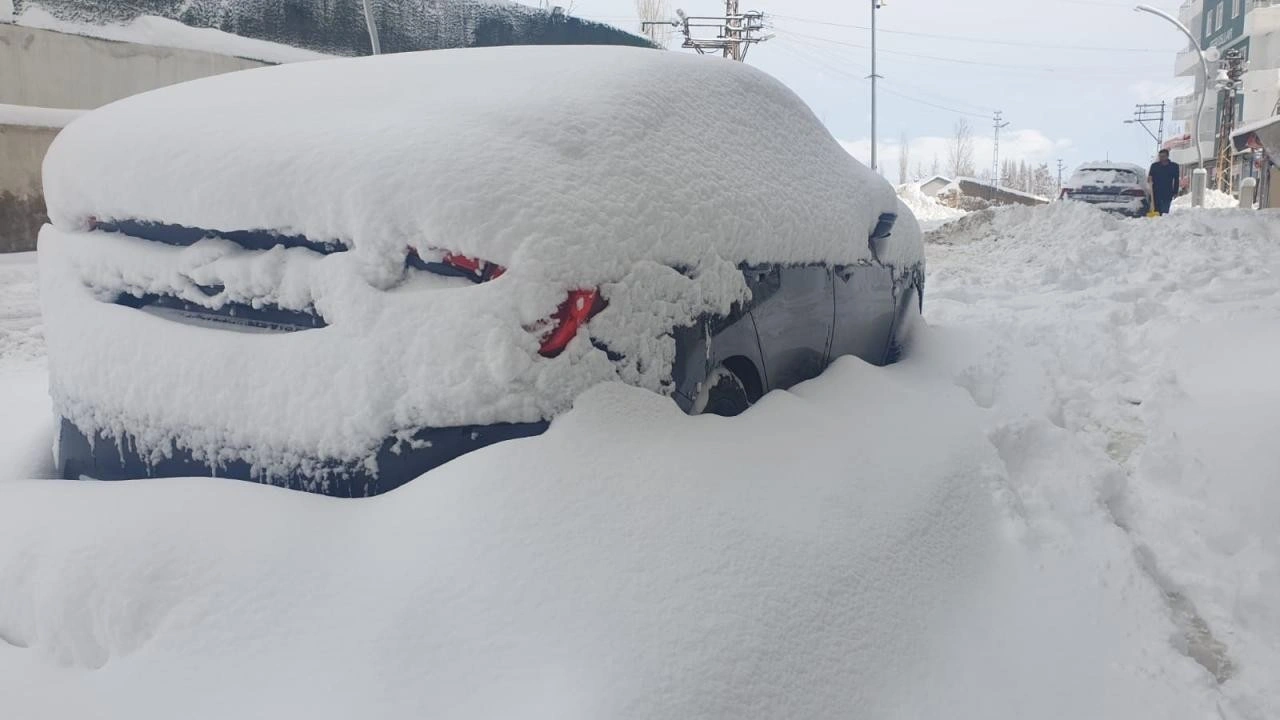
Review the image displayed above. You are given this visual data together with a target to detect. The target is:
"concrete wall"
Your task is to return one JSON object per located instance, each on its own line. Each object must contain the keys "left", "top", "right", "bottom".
{"left": 0, "top": 23, "right": 266, "bottom": 108}
{"left": 0, "top": 23, "right": 269, "bottom": 252}
{"left": 0, "top": 123, "right": 57, "bottom": 253}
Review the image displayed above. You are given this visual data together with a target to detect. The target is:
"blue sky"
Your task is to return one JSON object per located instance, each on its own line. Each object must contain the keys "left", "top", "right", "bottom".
{"left": 573, "top": 0, "right": 1190, "bottom": 178}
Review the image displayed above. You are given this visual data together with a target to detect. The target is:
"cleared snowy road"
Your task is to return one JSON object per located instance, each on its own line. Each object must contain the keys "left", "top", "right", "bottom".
{"left": 1, "top": 203, "right": 1278, "bottom": 718}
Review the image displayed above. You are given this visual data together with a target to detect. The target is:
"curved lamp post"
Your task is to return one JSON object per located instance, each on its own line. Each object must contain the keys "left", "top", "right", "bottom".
{"left": 1135, "top": 4, "right": 1213, "bottom": 170}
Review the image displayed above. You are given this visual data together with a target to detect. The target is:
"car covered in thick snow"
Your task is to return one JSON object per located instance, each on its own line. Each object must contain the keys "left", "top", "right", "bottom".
{"left": 38, "top": 45, "right": 924, "bottom": 496}
{"left": 1059, "top": 162, "right": 1150, "bottom": 217}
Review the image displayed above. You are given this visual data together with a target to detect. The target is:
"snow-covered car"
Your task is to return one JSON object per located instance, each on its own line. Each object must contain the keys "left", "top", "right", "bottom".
{"left": 1060, "top": 162, "right": 1150, "bottom": 217}
{"left": 38, "top": 46, "right": 924, "bottom": 496}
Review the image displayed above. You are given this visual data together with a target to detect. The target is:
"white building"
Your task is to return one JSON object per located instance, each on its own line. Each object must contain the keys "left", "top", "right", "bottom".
{"left": 1168, "top": 0, "right": 1280, "bottom": 180}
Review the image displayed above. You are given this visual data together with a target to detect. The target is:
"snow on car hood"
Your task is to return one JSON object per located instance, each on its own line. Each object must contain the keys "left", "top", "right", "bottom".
{"left": 42, "top": 45, "right": 921, "bottom": 279}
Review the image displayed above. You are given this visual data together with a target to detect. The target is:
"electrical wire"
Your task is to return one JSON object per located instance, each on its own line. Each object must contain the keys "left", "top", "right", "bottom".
{"left": 770, "top": 27, "right": 1168, "bottom": 76}
{"left": 771, "top": 39, "right": 994, "bottom": 120}
{"left": 767, "top": 13, "right": 1169, "bottom": 53}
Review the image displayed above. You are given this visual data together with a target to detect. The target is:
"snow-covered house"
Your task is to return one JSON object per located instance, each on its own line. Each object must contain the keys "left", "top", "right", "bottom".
{"left": 918, "top": 175, "right": 953, "bottom": 197}
{"left": 937, "top": 177, "right": 1049, "bottom": 210}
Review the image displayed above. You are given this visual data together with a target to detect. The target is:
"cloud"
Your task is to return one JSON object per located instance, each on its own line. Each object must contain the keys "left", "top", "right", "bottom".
{"left": 840, "top": 129, "right": 1074, "bottom": 180}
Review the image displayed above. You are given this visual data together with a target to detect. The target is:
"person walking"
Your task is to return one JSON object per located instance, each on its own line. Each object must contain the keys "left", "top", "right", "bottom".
{"left": 1148, "top": 149, "right": 1180, "bottom": 216}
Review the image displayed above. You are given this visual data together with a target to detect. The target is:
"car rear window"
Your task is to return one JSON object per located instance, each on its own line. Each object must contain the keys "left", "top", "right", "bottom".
{"left": 1072, "top": 168, "right": 1141, "bottom": 187}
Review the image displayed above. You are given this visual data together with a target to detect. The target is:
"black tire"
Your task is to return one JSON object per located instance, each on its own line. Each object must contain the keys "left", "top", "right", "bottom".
{"left": 694, "top": 367, "right": 751, "bottom": 417}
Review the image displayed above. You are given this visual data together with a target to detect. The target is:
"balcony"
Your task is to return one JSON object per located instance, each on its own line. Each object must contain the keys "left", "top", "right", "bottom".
{"left": 1175, "top": 46, "right": 1205, "bottom": 76}
{"left": 1172, "top": 92, "right": 1202, "bottom": 120}
{"left": 1246, "top": 3, "right": 1280, "bottom": 35}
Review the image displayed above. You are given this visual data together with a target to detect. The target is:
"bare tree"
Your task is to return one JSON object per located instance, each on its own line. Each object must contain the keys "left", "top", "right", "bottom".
{"left": 635, "top": 0, "right": 671, "bottom": 48}
{"left": 947, "top": 118, "right": 976, "bottom": 179}
{"left": 930, "top": 154, "right": 941, "bottom": 177}
{"left": 898, "top": 131, "right": 911, "bottom": 185}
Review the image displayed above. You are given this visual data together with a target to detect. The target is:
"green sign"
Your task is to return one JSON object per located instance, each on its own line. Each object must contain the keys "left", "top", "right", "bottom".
{"left": 1202, "top": 0, "right": 1247, "bottom": 49}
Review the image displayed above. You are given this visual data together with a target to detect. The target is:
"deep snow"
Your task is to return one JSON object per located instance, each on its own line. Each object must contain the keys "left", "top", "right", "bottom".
{"left": 3, "top": 202, "right": 1280, "bottom": 717}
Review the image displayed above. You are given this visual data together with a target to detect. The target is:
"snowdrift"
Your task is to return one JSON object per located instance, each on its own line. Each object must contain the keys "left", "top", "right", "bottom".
{"left": 895, "top": 182, "right": 965, "bottom": 224}
{"left": 7, "top": 202, "right": 1270, "bottom": 718}
{"left": 924, "top": 200, "right": 1280, "bottom": 718}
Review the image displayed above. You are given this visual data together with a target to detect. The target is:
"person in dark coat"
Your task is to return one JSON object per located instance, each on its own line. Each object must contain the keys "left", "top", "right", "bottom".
{"left": 1148, "top": 149, "right": 1180, "bottom": 215}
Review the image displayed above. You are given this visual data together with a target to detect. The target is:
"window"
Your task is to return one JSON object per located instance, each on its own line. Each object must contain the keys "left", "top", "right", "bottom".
{"left": 1236, "top": 0, "right": 1244, "bottom": 18}
{"left": 1216, "top": 4, "right": 1224, "bottom": 30}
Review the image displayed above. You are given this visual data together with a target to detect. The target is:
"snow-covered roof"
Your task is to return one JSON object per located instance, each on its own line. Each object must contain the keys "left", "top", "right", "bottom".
{"left": 46, "top": 45, "right": 919, "bottom": 280}
{"left": 944, "top": 177, "right": 1050, "bottom": 203}
{"left": 920, "top": 174, "right": 952, "bottom": 185}
{"left": 0, "top": 102, "right": 82, "bottom": 129}
{"left": 9, "top": 6, "right": 330, "bottom": 64}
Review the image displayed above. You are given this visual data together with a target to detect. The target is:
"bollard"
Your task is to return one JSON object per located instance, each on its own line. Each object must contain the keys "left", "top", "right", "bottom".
{"left": 1191, "top": 168, "right": 1207, "bottom": 208}
{"left": 1240, "top": 177, "right": 1257, "bottom": 209}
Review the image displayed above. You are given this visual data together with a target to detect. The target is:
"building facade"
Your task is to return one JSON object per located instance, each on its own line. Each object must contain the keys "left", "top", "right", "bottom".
{"left": 1168, "top": 0, "right": 1280, "bottom": 199}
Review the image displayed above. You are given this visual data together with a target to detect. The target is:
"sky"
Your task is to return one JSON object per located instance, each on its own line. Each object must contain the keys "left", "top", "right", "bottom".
{"left": 570, "top": 0, "right": 1191, "bottom": 182}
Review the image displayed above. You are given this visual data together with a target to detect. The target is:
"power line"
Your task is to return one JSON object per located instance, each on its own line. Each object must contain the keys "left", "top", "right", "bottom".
{"left": 772, "top": 39, "right": 993, "bottom": 120}
{"left": 768, "top": 14, "right": 1167, "bottom": 53}
{"left": 769, "top": 28, "right": 1166, "bottom": 76}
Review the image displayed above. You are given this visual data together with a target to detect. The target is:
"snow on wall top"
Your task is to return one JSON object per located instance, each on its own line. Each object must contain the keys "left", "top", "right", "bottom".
{"left": 12, "top": 6, "right": 330, "bottom": 64}
{"left": 45, "top": 45, "right": 919, "bottom": 280}
{"left": 10, "top": 0, "right": 653, "bottom": 58}
{"left": 0, "top": 103, "right": 83, "bottom": 128}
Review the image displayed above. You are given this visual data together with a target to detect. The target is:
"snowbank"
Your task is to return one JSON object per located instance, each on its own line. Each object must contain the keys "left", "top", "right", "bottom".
{"left": 0, "top": 363, "right": 1002, "bottom": 719}
{"left": 39, "top": 46, "right": 921, "bottom": 478}
{"left": 1174, "top": 188, "right": 1238, "bottom": 209}
{"left": 0, "top": 103, "right": 82, "bottom": 129}
{"left": 896, "top": 181, "right": 965, "bottom": 224}
{"left": 13, "top": 7, "right": 330, "bottom": 64}
{"left": 0, "top": 356, "right": 1224, "bottom": 719}
{"left": 0, "top": 253, "right": 53, "bottom": 482}
{"left": 924, "top": 201, "right": 1280, "bottom": 717}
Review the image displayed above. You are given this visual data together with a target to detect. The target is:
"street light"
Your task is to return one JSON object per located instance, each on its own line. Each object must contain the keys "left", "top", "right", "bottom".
{"left": 1134, "top": 4, "right": 1213, "bottom": 171}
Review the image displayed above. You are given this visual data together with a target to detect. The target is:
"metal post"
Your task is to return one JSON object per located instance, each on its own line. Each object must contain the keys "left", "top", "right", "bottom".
{"left": 1135, "top": 6, "right": 1207, "bottom": 176}
{"left": 870, "top": 0, "right": 878, "bottom": 171}
{"left": 362, "top": 0, "right": 381, "bottom": 55}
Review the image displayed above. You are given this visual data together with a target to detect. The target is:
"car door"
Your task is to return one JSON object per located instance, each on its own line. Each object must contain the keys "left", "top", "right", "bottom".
{"left": 745, "top": 264, "right": 834, "bottom": 391}
{"left": 830, "top": 262, "right": 897, "bottom": 365}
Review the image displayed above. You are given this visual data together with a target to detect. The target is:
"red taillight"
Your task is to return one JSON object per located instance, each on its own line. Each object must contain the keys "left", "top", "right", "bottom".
{"left": 538, "top": 289, "right": 605, "bottom": 358}
{"left": 443, "top": 252, "right": 506, "bottom": 281}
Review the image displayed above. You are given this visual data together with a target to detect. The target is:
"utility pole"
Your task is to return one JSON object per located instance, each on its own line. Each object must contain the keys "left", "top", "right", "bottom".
{"left": 869, "top": 1, "right": 885, "bottom": 171}
{"left": 992, "top": 110, "right": 1009, "bottom": 192}
{"left": 1056, "top": 158, "right": 1066, "bottom": 194}
{"left": 645, "top": 3, "right": 769, "bottom": 61}
{"left": 1125, "top": 102, "right": 1166, "bottom": 153}
{"left": 1215, "top": 48, "right": 1246, "bottom": 193}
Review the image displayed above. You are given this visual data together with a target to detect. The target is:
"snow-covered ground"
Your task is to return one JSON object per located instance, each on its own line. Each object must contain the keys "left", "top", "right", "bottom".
{"left": 2, "top": 202, "right": 1279, "bottom": 717}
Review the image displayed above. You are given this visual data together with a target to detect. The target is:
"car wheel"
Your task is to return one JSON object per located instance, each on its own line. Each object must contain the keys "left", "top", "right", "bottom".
{"left": 692, "top": 366, "right": 751, "bottom": 417}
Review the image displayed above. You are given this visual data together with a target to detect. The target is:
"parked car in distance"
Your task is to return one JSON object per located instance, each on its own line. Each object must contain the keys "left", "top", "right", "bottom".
{"left": 1059, "top": 162, "right": 1150, "bottom": 217}
{"left": 39, "top": 45, "right": 924, "bottom": 497}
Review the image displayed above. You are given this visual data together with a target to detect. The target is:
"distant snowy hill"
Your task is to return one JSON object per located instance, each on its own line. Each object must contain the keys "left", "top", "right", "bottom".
{"left": 7, "top": 0, "right": 654, "bottom": 57}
